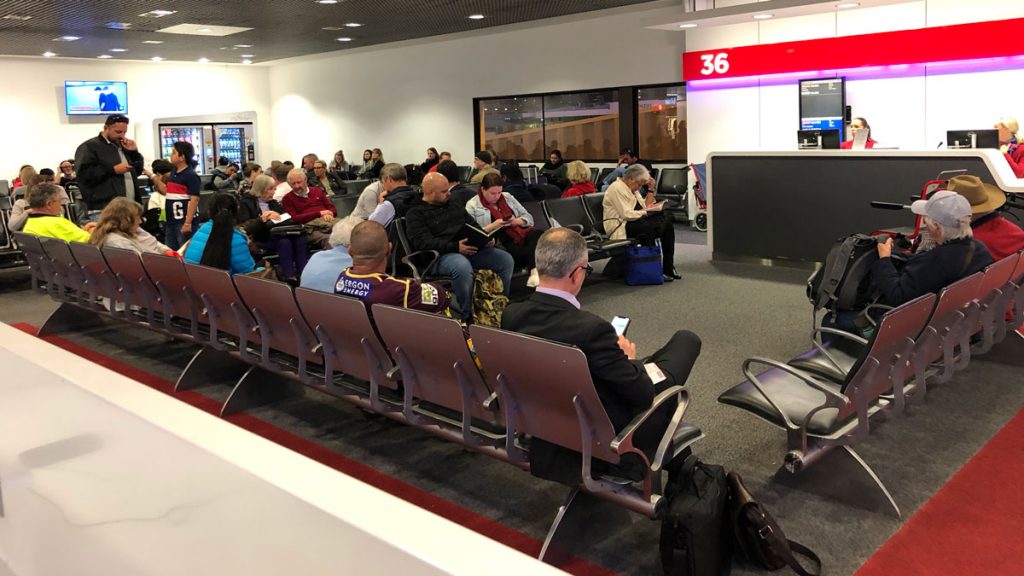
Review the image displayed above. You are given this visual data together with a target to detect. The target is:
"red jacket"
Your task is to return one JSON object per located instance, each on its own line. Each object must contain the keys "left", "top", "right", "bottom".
{"left": 281, "top": 186, "right": 335, "bottom": 224}
{"left": 561, "top": 181, "right": 595, "bottom": 198}
{"left": 1003, "top": 144, "right": 1024, "bottom": 178}
{"left": 972, "top": 213, "right": 1024, "bottom": 261}
{"left": 840, "top": 138, "right": 876, "bottom": 150}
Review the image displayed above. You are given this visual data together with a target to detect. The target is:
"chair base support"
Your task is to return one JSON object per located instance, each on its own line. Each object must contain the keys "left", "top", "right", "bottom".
{"left": 221, "top": 366, "right": 306, "bottom": 417}
{"left": 176, "top": 347, "right": 251, "bottom": 392}
{"left": 778, "top": 441, "right": 901, "bottom": 518}
{"left": 37, "top": 302, "right": 106, "bottom": 337}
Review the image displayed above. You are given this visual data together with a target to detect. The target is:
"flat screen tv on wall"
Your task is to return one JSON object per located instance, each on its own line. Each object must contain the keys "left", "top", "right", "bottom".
{"left": 65, "top": 80, "right": 128, "bottom": 116}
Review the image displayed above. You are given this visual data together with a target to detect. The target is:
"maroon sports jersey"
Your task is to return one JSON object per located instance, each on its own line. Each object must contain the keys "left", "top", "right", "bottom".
{"left": 335, "top": 269, "right": 448, "bottom": 313}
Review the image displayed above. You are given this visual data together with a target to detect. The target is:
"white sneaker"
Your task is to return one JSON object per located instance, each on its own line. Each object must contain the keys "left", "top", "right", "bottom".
{"left": 527, "top": 268, "right": 540, "bottom": 288}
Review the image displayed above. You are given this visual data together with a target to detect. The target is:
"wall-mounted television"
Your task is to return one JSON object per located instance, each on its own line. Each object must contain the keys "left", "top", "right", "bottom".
{"left": 799, "top": 77, "right": 845, "bottom": 139}
{"left": 65, "top": 80, "right": 128, "bottom": 116}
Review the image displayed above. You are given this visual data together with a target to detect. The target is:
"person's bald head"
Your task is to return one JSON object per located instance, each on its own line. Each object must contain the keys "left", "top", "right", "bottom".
{"left": 349, "top": 220, "right": 391, "bottom": 266}
{"left": 421, "top": 172, "right": 451, "bottom": 205}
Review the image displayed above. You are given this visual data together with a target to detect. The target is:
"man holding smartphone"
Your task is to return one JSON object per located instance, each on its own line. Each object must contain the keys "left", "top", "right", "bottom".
{"left": 74, "top": 114, "right": 144, "bottom": 218}
{"left": 502, "top": 227, "right": 702, "bottom": 484}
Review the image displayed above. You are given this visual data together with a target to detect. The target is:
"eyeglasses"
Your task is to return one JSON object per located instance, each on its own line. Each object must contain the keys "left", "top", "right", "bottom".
{"left": 575, "top": 264, "right": 594, "bottom": 279}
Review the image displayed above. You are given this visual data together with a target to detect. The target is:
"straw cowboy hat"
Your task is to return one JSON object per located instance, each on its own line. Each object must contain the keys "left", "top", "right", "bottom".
{"left": 945, "top": 175, "right": 1006, "bottom": 214}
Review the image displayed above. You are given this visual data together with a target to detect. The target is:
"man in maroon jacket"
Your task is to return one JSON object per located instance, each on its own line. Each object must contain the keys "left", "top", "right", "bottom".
{"left": 281, "top": 168, "right": 336, "bottom": 224}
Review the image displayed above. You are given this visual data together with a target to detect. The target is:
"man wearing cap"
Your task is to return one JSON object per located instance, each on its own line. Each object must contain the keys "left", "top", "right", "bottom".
{"left": 947, "top": 175, "right": 1024, "bottom": 261}
{"left": 873, "top": 190, "right": 993, "bottom": 306}
{"left": 74, "top": 114, "right": 144, "bottom": 217}
{"left": 469, "top": 150, "right": 499, "bottom": 185}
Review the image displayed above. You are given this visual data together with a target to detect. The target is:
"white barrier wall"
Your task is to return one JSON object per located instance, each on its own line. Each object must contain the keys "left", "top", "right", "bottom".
{"left": 685, "top": 0, "right": 1024, "bottom": 165}
{"left": 0, "top": 58, "right": 270, "bottom": 182}
{"left": 0, "top": 323, "right": 566, "bottom": 576}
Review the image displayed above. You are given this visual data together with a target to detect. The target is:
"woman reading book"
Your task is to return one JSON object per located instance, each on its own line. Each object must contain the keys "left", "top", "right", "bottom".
{"left": 465, "top": 172, "right": 543, "bottom": 281}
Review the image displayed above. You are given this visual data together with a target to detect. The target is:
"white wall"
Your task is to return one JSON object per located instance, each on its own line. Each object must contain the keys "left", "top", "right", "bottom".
{"left": 267, "top": 2, "right": 686, "bottom": 166}
{"left": 1, "top": 57, "right": 270, "bottom": 182}
{"left": 685, "top": 0, "right": 1024, "bottom": 164}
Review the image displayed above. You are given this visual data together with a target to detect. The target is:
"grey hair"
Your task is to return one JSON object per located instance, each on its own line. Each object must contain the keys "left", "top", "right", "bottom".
{"left": 379, "top": 162, "right": 407, "bottom": 183}
{"left": 248, "top": 174, "right": 275, "bottom": 198}
{"left": 329, "top": 215, "right": 361, "bottom": 248}
{"left": 623, "top": 163, "right": 649, "bottom": 183}
{"left": 535, "top": 228, "right": 588, "bottom": 278}
{"left": 924, "top": 216, "right": 973, "bottom": 242}
{"left": 28, "top": 182, "right": 61, "bottom": 209}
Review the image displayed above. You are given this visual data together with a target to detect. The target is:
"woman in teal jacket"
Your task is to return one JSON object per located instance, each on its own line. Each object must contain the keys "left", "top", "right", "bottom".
{"left": 183, "top": 193, "right": 256, "bottom": 275}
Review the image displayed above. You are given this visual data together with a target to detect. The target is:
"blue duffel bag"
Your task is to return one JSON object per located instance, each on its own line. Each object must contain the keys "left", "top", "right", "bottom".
{"left": 625, "top": 241, "right": 664, "bottom": 286}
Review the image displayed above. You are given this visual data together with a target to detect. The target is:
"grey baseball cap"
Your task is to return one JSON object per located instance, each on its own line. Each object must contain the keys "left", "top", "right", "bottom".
{"left": 911, "top": 190, "right": 971, "bottom": 227}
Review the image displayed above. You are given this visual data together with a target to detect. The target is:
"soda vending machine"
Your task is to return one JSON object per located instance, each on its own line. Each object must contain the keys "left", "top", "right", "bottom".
{"left": 157, "top": 122, "right": 256, "bottom": 174}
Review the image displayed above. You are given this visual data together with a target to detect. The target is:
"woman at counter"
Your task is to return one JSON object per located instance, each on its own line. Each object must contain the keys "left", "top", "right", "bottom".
{"left": 996, "top": 117, "right": 1023, "bottom": 178}
{"left": 840, "top": 117, "right": 877, "bottom": 149}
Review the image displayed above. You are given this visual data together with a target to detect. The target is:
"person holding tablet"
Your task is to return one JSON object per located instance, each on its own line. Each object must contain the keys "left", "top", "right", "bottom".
{"left": 840, "top": 117, "right": 876, "bottom": 149}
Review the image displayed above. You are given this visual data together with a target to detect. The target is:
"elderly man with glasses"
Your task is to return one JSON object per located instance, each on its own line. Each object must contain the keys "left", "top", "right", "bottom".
{"left": 501, "top": 227, "right": 702, "bottom": 484}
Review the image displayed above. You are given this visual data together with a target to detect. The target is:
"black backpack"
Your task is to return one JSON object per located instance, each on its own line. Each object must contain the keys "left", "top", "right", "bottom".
{"left": 659, "top": 457, "right": 732, "bottom": 576}
{"left": 806, "top": 234, "right": 881, "bottom": 314}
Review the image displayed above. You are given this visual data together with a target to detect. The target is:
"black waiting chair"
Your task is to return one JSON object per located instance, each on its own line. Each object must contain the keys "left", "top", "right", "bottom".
{"left": 331, "top": 194, "right": 360, "bottom": 218}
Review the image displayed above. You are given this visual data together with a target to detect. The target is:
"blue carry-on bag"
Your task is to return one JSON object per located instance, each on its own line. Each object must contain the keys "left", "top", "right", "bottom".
{"left": 625, "top": 241, "right": 664, "bottom": 286}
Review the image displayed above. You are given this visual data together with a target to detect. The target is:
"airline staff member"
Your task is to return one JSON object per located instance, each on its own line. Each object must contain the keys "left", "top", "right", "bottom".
{"left": 840, "top": 117, "right": 877, "bottom": 149}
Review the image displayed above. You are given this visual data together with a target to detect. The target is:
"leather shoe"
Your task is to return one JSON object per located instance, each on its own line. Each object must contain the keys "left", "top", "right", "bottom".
{"left": 666, "top": 269, "right": 682, "bottom": 280}
{"left": 662, "top": 274, "right": 675, "bottom": 283}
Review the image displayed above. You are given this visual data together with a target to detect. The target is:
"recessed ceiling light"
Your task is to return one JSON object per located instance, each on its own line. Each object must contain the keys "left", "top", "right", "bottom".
{"left": 336, "top": 37, "right": 353, "bottom": 42}
{"left": 679, "top": 23, "right": 697, "bottom": 28}
{"left": 142, "top": 40, "right": 163, "bottom": 44}
{"left": 3, "top": 14, "right": 33, "bottom": 21}
{"left": 42, "top": 51, "right": 56, "bottom": 57}
{"left": 316, "top": 0, "right": 338, "bottom": 3}
{"left": 140, "top": 9, "right": 176, "bottom": 17}
{"left": 196, "top": 27, "right": 212, "bottom": 32}
{"left": 106, "top": 22, "right": 132, "bottom": 30}
{"left": 151, "top": 56, "right": 164, "bottom": 61}
{"left": 198, "top": 57, "right": 209, "bottom": 63}
{"left": 97, "top": 54, "right": 112, "bottom": 59}
{"left": 240, "top": 54, "right": 253, "bottom": 58}
{"left": 836, "top": 2, "right": 860, "bottom": 7}
{"left": 234, "top": 44, "right": 252, "bottom": 48}
{"left": 345, "top": 22, "right": 362, "bottom": 27}
{"left": 109, "top": 48, "right": 127, "bottom": 52}
{"left": 753, "top": 13, "right": 774, "bottom": 19}
{"left": 53, "top": 35, "right": 81, "bottom": 41}
{"left": 242, "top": 59, "right": 252, "bottom": 65}
{"left": 322, "top": 26, "right": 343, "bottom": 30}
{"left": 468, "top": 14, "right": 485, "bottom": 20}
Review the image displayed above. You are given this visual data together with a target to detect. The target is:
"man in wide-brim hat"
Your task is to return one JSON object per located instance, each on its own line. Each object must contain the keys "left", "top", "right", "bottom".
{"left": 946, "top": 175, "right": 1024, "bottom": 261}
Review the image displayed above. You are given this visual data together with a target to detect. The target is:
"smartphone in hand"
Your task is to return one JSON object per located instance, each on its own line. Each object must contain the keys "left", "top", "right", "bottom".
{"left": 611, "top": 315, "right": 630, "bottom": 336}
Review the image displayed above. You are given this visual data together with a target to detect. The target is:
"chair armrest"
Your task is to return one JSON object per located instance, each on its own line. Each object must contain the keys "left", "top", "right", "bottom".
{"left": 563, "top": 224, "right": 584, "bottom": 234}
{"left": 862, "top": 303, "right": 894, "bottom": 327}
{"left": 740, "top": 357, "right": 850, "bottom": 430}
{"left": 402, "top": 249, "right": 439, "bottom": 280}
{"left": 812, "top": 326, "right": 869, "bottom": 346}
{"left": 610, "top": 385, "right": 686, "bottom": 454}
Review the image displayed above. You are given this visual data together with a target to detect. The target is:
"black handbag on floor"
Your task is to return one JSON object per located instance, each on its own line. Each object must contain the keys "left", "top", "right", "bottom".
{"left": 727, "top": 472, "right": 821, "bottom": 576}
{"left": 659, "top": 457, "right": 732, "bottom": 576}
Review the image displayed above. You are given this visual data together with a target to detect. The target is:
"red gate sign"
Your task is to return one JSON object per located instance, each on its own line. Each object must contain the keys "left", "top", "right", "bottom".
{"left": 683, "top": 17, "right": 1024, "bottom": 80}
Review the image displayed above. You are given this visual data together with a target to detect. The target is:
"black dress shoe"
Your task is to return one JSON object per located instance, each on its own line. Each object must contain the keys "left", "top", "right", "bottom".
{"left": 666, "top": 269, "right": 682, "bottom": 280}
{"left": 662, "top": 274, "right": 675, "bottom": 283}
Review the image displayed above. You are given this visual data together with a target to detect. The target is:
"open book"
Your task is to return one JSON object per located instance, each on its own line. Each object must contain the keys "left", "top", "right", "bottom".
{"left": 644, "top": 200, "right": 667, "bottom": 212}
{"left": 269, "top": 212, "right": 292, "bottom": 224}
{"left": 460, "top": 223, "right": 500, "bottom": 249}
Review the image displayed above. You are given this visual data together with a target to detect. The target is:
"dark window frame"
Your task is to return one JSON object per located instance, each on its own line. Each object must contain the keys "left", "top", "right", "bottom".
{"left": 474, "top": 81, "right": 687, "bottom": 164}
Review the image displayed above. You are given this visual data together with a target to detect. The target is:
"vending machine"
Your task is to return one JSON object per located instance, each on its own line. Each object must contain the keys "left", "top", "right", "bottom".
{"left": 157, "top": 122, "right": 256, "bottom": 174}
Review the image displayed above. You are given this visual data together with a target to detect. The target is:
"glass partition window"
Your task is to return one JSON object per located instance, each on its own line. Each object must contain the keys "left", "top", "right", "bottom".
{"left": 543, "top": 91, "right": 619, "bottom": 160}
{"left": 637, "top": 85, "right": 687, "bottom": 162}
{"left": 478, "top": 97, "right": 544, "bottom": 162}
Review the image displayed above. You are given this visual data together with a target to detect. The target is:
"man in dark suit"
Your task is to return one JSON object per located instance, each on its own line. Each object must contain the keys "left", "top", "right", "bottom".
{"left": 501, "top": 227, "right": 701, "bottom": 483}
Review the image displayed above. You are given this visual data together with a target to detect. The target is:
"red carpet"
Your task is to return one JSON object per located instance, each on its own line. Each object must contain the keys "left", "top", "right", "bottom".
{"left": 11, "top": 323, "right": 618, "bottom": 576}
{"left": 856, "top": 408, "right": 1024, "bottom": 576}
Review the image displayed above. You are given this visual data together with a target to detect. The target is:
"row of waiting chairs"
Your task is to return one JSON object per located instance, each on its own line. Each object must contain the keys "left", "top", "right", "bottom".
{"left": 719, "top": 250, "right": 1024, "bottom": 517}
{"left": 14, "top": 230, "right": 702, "bottom": 560}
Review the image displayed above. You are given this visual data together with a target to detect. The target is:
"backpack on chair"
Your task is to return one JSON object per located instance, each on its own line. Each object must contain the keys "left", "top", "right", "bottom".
{"left": 806, "top": 233, "right": 881, "bottom": 316}
{"left": 471, "top": 269, "right": 508, "bottom": 327}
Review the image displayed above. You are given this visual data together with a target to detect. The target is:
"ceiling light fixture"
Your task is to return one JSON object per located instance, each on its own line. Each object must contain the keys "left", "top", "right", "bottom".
{"left": 53, "top": 35, "right": 81, "bottom": 41}
{"left": 106, "top": 22, "right": 132, "bottom": 30}
{"left": 316, "top": 0, "right": 338, "bottom": 3}
{"left": 234, "top": 44, "right": 252, "bottom": 48}
{"left": 97, "top": 54, "right": 112, "bottom": 59}
{"left": 140, "top": 9, "right": 176, "bottom": 18}
{"left": 753, "top": 13, "right": 774, "bottom": 19}
{"left": 679, "top": 23, "right": 697, "bottom": 28}
{"left": 345, "top": 22, "right": 362, "bottom": 27}
{"left": 242, "top": 59, "right": 252, "bottom": 65}
{"left": 42, "top": 51, "right": 56, "bottom": 57}
{"left": 468, "top": 14, "right": 485, "bottom": 20}
{"left": 110, "top": 48, "right": 127, "bottom": 52}
{"left": 336, "top": 37, "right": 353, "bottom": 42}
{"left": 196, "top": 27, "right": 212, "bottom": 32}
{"left": 198, "top": 57, "right": 209, "bottom": 63}
{"left": 151, "top": 56, "right": 164, "bottom": 61}
{"left": 836, "top": 2, "right": 860, "bottom": 8}
{"left": 3, "top": 14, "right": 33, "bottom": 21}
{"left": 142, "top": 40, "right": 163, "bottom": 44}
{"left": 240, "top": 54, "right": 254, "bottom": 58}
{"left": 322, "top": 26, "right": 343, "bottom": 30}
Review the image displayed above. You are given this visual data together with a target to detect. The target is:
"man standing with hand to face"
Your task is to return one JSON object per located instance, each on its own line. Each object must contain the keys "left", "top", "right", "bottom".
{"left": 74, "top": 114, "right": 144, "bottom": 219}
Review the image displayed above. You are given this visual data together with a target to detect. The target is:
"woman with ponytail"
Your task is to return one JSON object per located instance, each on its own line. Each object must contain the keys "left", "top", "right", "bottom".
{"left": 183, "top": 193, "right": 255, "bottom": 275}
